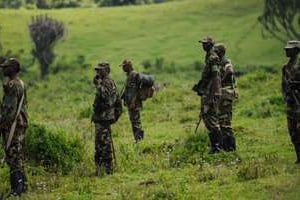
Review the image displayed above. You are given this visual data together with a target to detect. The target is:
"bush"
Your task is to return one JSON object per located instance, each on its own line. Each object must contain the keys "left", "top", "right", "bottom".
{"left": 26, "top": 122, "right": 84, "bottom": 174}
{"left": 0, "top": 0, "right": 23, "bottom": 8}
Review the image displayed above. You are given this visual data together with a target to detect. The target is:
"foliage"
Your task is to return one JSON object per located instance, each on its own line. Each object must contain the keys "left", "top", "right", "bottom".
{"left": 95, "top": 0, "right": 166, "bottom": 7}
{"left": 26, "top": 122, "right": 84, "bottom": 174}
{"left": 29, "top": 15, "right": 65, "bottom": 79}
{"left": 258, "top": 0, "right": 300, "bottom": 42}
{"left": 0, "top": 0, "right": 23, "bottom": 8}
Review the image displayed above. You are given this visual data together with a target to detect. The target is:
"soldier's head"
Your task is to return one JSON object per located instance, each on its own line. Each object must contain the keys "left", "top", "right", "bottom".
{"left": 119, "top": 59, "right": 133, "bottom": 73}
{"left": 200, "top": 36, "right": 215, "bottom": 52}
{"left": 94, "top": 62, "right": 110, "bottom": 78}
{"left": 214, "top": 43, "right": 226, "bottom": 58}
{"left": 0, "top": 58, "right": 20, "bottom": 77}
{"left": 284, "top": 40, "right": 300, "bottom": 58}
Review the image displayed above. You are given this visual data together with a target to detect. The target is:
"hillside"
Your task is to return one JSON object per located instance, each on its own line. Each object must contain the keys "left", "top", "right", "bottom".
{"left": 0, "top": 0, "right": 299, "bottom": 199}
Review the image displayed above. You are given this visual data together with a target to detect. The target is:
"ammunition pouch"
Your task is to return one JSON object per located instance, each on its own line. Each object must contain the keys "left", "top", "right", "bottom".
{"left": 221, "top": 87, "right": 237, "bottom": 101}
{"left": 192, "top": 80, "right": 204, "bottom": 96}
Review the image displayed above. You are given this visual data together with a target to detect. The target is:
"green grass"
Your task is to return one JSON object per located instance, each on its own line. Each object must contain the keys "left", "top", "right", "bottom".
{"left": 1, "top": 0, "right": 299, "bottom": 199}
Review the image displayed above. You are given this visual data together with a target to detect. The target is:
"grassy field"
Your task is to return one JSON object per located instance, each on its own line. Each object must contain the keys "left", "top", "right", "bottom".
{"left": 1, "top": 0, "right": 300, "bottom": 199}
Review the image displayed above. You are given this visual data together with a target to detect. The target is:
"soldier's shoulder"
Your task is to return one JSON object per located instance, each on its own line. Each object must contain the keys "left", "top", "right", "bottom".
{"left": 224, "top": 58, "right": 231, "bottom": 64}
{"left": 5, "top": 79, "right": 24, "bottom": 88}
{"left": 103, "top": 77, "right": 116, "bottom": 89}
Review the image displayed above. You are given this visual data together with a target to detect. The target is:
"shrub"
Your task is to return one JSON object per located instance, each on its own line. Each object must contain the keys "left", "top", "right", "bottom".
{"left": 0, "top": 0, "right": 23, "bottom": 8}
{"left": 26, "top": 122, "right": 84, "bottom": 174}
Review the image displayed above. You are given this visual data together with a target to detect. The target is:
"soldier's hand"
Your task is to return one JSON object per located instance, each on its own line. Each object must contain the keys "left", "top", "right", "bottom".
{"left": 212, "top": 95, "right": 221, "bottom": 104}
{"left": 93, "top": 76, "right": 102, "bottom": 86}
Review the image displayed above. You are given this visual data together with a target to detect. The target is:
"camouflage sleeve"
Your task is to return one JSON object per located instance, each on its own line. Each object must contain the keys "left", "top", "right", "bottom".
{"left": 282, "top": 65, "right": 288, "bottom": 99}
{"left": 208, "top": 54, "right": 219, "bottom": 72}
{"left": 96, "top": 79, "right": 114, "bottom": 100}
{"left": 1, "top": 81, "right": 23, "bottom": 125}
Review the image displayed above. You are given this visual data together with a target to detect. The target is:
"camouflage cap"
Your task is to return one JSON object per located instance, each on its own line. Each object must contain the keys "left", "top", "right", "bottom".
{"left": 0, "top": 58, "right": 20, "bottom": 72}
{"left": 119, "top": 59, "right": 132, "bottom": 67}
{"left": 284, "top": 40, "right": 300, "bottom": 49}
{"left": 199, "top": 36, "right": 215, "bottom": 44}
{"left": 94, "top": 62, "right": 109, "bottom": 70}
{"left": 214, "top": 43, "right": 226, "bottom": 54}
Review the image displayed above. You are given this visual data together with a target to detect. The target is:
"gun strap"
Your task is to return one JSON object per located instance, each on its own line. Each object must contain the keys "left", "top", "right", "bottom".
{"left": 6, "top": 80, "right": 25, "bottom": 150}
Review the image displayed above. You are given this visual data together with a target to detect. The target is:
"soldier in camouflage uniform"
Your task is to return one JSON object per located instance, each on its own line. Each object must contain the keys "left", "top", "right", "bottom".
{"left": 92, "top": 62, "right": 117, "bottom": 175}
{"left": 214, "top": 43, "right": 237, "bottom": 151}
{"left": 0, "top": 58, "right": 28, "bottom": 196}
{"left": 198, "top": 37, "right": 222, "bottom": 153}
{"left": 282, "top": 40, "right": 300, "bottom": 164}
{"left": 120, "top": 59, "right": 144, "bottom": 143}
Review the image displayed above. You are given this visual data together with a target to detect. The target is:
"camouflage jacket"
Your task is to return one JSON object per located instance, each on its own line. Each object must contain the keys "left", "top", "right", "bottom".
{"left": 199, "top": 48, "right": 222, "bottom": 97}
{"left": 220, "top": 57, "right": 237, "bottom": 100}
{"left": 123, "top": 70, "right": 142, "bottom": 108}
{"left": 0, "top": 77, "right": 28, "bottom": 129}
{"left": 92, "top": 76, "right": 117, "bottom": 123}
{"left": 282, "top": 57, "right": 300, "bottom": 117}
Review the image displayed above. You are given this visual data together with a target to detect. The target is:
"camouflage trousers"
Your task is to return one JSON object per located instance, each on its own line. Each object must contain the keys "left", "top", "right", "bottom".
{"left": 128, "top": 107, "right": 144, "bottom": 142}
{"left": 287, "top": 117, "right": 300, "bottom": 145}
{"left": 219, "top": 99, "right": 236, "bottom": 151}
{"left": 94, "top": 122, "right": 112, "bottom": 175}
{"left": 200, "top": 96, "right": 221, "bottom": 148}
{"left": 1, "top": 127, "right": 26, "bottom": 174}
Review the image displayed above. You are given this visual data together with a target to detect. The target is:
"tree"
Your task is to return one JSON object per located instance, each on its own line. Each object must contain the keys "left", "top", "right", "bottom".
{"left": 29, "top": 15, "right": 65, "bottom": 79}
{"left": 258, "top": 0, "right": 300, "bottom": 42}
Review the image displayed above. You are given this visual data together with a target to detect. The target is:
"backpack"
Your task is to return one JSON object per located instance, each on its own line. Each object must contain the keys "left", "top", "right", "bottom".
{"left": 112, "top": 90, "right": 123, "bottom": 124}
{"left": 138, "top": 73, "right": 155, "bottom": 101}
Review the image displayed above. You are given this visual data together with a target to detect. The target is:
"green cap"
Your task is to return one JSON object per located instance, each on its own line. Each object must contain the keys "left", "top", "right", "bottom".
{"left": 0, "top": 58, "right": 20, "bottom": 72}
{"left": 199, "top": 36, "right": 215, "bottom": 44}
{"left": 94, "top": 62, "right": 109, "bottom": 70}
{"left": 119, "top": 59, "right": 132, "bottom": 67}
{"left": 284, "top": 40, "right": 300, "bottom": 49}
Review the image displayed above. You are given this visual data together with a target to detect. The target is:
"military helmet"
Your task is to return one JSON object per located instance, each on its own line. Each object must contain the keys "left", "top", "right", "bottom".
{"left": 214, "top": 43, "right": 226, "bottom": 55}
{"left": 199, "top": 36, "right": 215, "bottom": 44}
{"left": 0, "top": 58, "right": 20, "bottom": 73}
{"left": 284, "top": 40, "right": 300, "bottom": 49}
{"left": 119, "top": 59, "right": 132, "bottom": 67}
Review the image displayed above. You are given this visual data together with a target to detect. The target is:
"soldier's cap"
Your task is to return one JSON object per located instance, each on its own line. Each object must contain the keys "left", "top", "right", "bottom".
{"left": 94, "top": 62, "right": 109, "bottom": 70}
{"left": 0, "top": 58, "right": 20, "bottom": 72}
{"left": 119, "top": 59, "right": 132, "bottom": 67}
{"left": 199, "top": 36, "right": 215, "bottom": 44}
{"left": 284, "top": 40, "right": 300, "bottom": 49}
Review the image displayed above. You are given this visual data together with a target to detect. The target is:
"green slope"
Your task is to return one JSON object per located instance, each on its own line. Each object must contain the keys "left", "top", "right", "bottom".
{"left": 0, "top": 0, "right": 299, "bottom": 199}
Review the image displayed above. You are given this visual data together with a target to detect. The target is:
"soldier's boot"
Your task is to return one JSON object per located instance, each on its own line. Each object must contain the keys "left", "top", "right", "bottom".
{"left": 227, "top": 135, "right": 236, "bottom": 152}
{"left": 10, "top": 171, "right": 26, "bottom": 196}
{"left": 22, "top": 172, "right": 28, "bottom": 193}
{"left": 105, "top": 162, "right": 113, "bottom": 175}
{"left": 208, "top": 130, "right": 222, "bottom": 154}
{"left": 223, "top": 132, "right": 236, "bottom": 152}
{"left": 294, "top": 143, "right": 300, "bottom": 164}
{"left": 134, "top": 130, "right": 144, "bottom": 143}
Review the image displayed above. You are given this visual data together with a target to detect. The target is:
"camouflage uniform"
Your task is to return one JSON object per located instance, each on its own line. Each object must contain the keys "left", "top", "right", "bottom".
{"left": 198, "top": 37, "right": 222, "bottom": 153}
{"left": 121, "top": 60, "right": 144, "bottom": 142}
{"left": 215, "top": 44, "right": 237, "bottom": 151}
{"left": 92, "top": 63, "right": 117, "bottom": 175}
{"left": 0, "top": 58, "right": 28, "bottom": 195}
{"left": 282, "top": 41, "right": 300, "bottom": 163}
